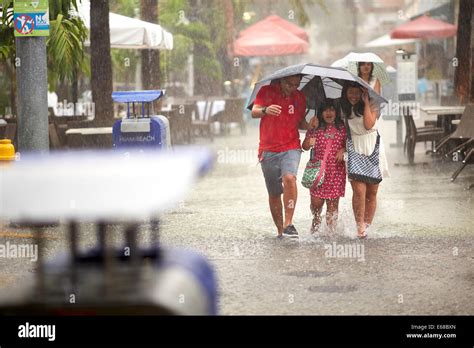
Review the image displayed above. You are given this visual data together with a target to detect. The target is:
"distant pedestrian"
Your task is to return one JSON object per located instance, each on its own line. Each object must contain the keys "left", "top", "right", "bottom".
{"left": 357, "top": 62, "right": 381, "bottom": 94}
{"left": 302, "top": 99, "right": 347, "bottom": 235}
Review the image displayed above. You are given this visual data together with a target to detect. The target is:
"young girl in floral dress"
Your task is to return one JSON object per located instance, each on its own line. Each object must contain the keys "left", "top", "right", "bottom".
{"left": 302, "top": 99, "right": 347, "bottom": 234}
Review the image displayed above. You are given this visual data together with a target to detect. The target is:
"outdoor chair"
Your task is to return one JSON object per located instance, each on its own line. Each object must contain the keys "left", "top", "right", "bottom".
{"left": 191, "top": 99, "right": 214, "bottom": 142}
{"left": 434, "top": 104, "right": 474, "bottom": 154}
{"left": 431, "top": 104, "right": 474, "bottom": 181}
{"left": 403, "top": 113, "right": 445, "bottom": 164}
{"left": 48, "top": 108, "right": 67, "bottom": 149}
{"left": 2, "top": 123, "right": 16, "bottom": 143}
{"left": 450, "top": 145, "right": 473, "bottom": 182}
{"left": 48, "top": 123, "right": 62, "bottom": 149}
{"left": 211, "top": 97, "right": 247, "bottom": 135}
{"left": 166, "top": 103, "right": 194, "bottom": 145}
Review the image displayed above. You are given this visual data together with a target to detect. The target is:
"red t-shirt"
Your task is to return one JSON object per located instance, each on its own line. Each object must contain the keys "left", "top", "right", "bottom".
{"left": 254, "top": 83, "right": 307, "bottom": 156}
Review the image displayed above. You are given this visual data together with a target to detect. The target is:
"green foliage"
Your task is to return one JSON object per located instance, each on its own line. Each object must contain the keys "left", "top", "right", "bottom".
{"left": 111, "top": 48, "right": 139, "bottom": 88}
{"left": 0, "top": 0, "right": 89, "bottom": 91}
{"left": 47, "top": 12, "right": 89, "bottom": 90}
{"left": 159, "top": 0, "right": 223, "bottom": 87}
{"left": 109, "top": 0, "right": 139, "bottom": 18}
{"left": 0, "top": 0, "right": 14, "bottom": 62}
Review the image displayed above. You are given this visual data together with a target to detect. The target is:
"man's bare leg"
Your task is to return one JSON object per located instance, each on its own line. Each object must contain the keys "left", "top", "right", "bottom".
{"left": 282, "top": 174, "right": 297, "bottom": 228}
{"left": 269, "top": 195, "right": 284, "bottom": 236}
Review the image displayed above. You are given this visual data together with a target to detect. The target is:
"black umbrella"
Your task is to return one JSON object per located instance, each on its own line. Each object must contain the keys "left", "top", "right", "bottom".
{"left": 247, "top": 63, "right": 388, "bottom": 112}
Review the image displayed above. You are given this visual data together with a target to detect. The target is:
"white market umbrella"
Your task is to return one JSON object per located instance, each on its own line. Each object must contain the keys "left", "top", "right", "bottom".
{"left": 331, "top": 52, "right": 390, "bottom": 86}
{"left": 77, "top": 0, "right": 173, "bottom": 50}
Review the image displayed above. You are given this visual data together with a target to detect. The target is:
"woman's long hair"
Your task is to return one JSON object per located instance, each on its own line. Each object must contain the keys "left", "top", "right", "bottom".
{"left": 357, "top": 62, "right": 374, "bottom": 82}
{"left": 340, "top": 82, "right": 365, "bottom": 119}
{"left": 317, "top": 98, "right": 343, "bottom": 130}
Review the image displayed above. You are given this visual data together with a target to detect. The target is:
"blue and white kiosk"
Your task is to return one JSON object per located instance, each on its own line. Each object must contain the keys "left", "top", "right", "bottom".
{"left": 112, "top": 90, "right": 171, "bottom": 150}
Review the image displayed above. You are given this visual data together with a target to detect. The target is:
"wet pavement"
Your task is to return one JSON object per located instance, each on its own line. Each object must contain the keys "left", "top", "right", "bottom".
{"left": 0, "top": 119, "right": 473, "bottom": 315}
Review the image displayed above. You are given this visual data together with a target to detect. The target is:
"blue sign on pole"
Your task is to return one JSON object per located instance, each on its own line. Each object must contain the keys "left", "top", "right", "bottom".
{"left": 14, "top": 12, "right": 49, "bottom": 36}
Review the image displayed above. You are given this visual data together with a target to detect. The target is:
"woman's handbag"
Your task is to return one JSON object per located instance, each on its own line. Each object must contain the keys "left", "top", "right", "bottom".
{"left": 345, "top": 120, "right": 382, "bottom": 184}
{"left": 301, "top": 128, "right": 335, "bottom": 189}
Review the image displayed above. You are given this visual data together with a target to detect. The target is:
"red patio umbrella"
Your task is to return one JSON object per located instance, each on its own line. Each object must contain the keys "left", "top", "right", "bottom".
{"left": 390, "top": 15, "right": 457, "bottom": 39}
{"left": 239, "top": 15, "right": 309, "bottom": 42}
{"left": 233, "top": 20, "right": 309, "bottom": 56}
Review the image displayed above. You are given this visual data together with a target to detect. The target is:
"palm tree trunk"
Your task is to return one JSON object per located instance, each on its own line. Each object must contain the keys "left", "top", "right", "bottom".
{"left": 90, "top": 0, "right": 114, "bottom": 127}
{"left": 223, "top": 0, "right": 235, "bottom": 95}
{"left": 454, "top": 0, "right": 473, "bottom": 104}
{"left": 140, "top": 0, "right": 160, "bottom": 90}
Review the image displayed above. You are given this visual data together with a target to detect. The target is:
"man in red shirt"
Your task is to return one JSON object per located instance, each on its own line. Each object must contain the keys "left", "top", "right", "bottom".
{"left": 252, "top": 74, "right": 313, "bottom": 238}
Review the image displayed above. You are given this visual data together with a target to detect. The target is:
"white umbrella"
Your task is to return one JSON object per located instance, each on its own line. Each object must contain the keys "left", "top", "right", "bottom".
{"left": 76, "top": 0, "right": 173, "bottom": 50}
{"left": 331, "top": 52, "right": 390, "bottom": 86}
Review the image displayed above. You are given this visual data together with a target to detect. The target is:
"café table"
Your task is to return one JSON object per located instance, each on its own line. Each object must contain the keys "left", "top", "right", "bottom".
{"left": 65, "top": 127, "right": 113, "bottom": 148}
{"left": 420, "top": 106, "right": 465, "bottom": 134}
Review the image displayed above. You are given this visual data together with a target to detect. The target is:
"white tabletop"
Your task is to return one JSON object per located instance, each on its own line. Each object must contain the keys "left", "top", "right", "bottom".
{"left": 66, "top": 127, "right": 113, "bottom": 135}
{"left": 420, "top": 106, "right": 465, "bottom": 115}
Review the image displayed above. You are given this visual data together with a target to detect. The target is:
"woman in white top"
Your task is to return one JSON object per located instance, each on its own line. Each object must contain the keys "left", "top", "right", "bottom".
{"left": 341, "top": 82, "right": 389, "bottom": 238}
{"left": 357, "top": 62, "right": 381, "bottom": 94}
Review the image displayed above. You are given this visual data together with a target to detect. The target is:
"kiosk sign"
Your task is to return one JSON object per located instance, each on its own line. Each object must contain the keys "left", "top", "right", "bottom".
{"left": 14, "top": 0, "right": 49, "bottom": 37}
{"left": 396, "top": 52, "right": 418, "bottom": 102}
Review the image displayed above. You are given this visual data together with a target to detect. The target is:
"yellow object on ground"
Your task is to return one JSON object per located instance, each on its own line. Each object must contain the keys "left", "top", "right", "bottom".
{"left": 0, "top": 139, "right": 15, "bottom": 161}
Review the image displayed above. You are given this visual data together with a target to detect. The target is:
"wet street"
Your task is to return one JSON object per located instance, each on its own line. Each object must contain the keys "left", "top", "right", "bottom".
{"left": 1, "top": 120, "right": 473, "bottom": 315}
{"left": 162, "top": 121, "right": 474, "bottom": 315}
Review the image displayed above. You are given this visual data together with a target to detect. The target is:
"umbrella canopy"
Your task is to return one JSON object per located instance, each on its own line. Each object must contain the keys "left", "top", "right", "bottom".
{"left": 233, "top": 19, "right": 309, "bottom": 56}
{"left": 247, "top": 63, "right": 387, "bottom": 112}
{"left": 239, "top": 15, "right": 309, "bottom": 42}
{"left": 390, "top": 15, "right": 457, "bottom": 39}
{"left": 77, "top": 0, "right": 173, "bottom": 50}
{"left": 331, "top": 52, "right": 391, "bottom": 86}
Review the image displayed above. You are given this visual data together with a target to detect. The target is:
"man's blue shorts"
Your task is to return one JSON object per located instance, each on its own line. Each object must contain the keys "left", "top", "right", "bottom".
{"left": 260, "top": 149, "right": 302, "bottom": 196}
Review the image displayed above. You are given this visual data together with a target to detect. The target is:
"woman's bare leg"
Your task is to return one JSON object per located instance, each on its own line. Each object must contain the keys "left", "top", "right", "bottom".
{"left": 364, "top": 183, "right": 379, "bottom": 226}
{"left": 350, "top": 181, "right": 367, "bottom": 237}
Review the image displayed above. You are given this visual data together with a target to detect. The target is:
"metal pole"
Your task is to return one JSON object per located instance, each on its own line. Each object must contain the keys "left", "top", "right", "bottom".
{"left": 69, "top": 221, "right": 79, "bottom": 289}
{"left": 151, "top": 218, "right": 160, "bottom": 248}
{"left": 16, "top": 37, "right": 49, "bottom": 153}
{"left": 34, "top": 226, "right": 45, "bottom": 300}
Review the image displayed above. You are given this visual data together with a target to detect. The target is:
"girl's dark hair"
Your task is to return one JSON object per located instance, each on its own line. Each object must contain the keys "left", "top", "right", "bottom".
{"left": 317, "top": 98, "right": 343, "bottom": 130}
{"left": 357, "top": 62, "right": 374, "bottom": 82}
{"left": 340, "top": 82, "right": 365, "bottom": 119}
